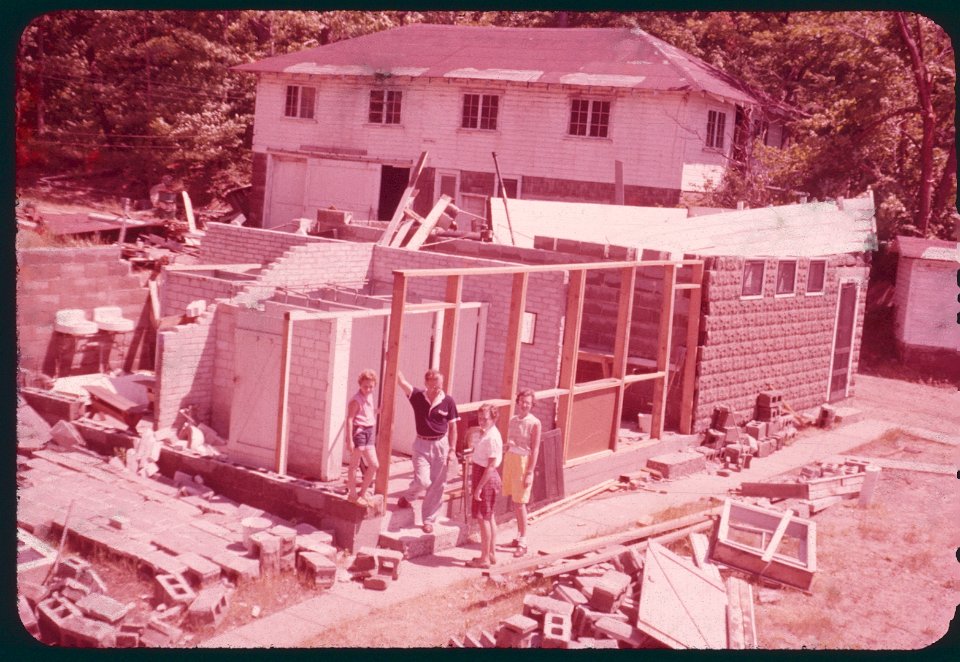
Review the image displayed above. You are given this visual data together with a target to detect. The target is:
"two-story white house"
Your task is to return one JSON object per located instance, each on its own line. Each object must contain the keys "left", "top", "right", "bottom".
{"left": 234, "top": 24, "right": 781, "bottom": 229}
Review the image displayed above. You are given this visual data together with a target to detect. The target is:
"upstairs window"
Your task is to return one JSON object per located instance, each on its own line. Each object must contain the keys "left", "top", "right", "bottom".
{"left": 369, "top": 90, "right": 402, "bottom": 124}
{"left": 462, "top": 94, "right": 499, "bottom": 130}
{"left": 806, "top": 259, "right": 826, "bottom": 294}
{"left": 741, "top": 260, "right": 765, "bottom": 297}
{"left": 706, "top": 110, "right": 726, "bottom": 149}
{"left": 284, "top": 85, "right": 316, "bottom": 119}
{"left": 776, "top": 260, "right": 798, "bottom": 295}
{"left": 569, "top": 99, "right": 610, "bottom": 138}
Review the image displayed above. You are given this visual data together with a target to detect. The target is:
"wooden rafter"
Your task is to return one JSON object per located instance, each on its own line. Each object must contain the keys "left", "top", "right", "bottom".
{"left": 650, "top": 263, "right": 677, "bottom": 439}
{"left": 373, "top": 256, "right": 702, "bottom": 494}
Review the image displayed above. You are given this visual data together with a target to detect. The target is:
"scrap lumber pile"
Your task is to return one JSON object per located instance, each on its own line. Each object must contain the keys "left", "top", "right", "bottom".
{"left": 737, "top": 457, "right": 882, "bottom": 516}
{"left": 451, "top": 505, "right": 756, "bottom": 649}
{"left": 700, "top": 391, "right": 799, "bottom": 472}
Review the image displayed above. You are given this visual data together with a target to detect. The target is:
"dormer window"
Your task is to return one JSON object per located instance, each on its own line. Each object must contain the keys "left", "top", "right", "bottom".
{"left": 284, "top": 85, "right": 316, "bottom": 119}
{"left": 369, "top": 90, "right": 402, "bottom": 124}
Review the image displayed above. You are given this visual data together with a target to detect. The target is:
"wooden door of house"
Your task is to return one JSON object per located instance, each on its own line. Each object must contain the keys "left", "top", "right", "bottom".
{"left": 829, "top": 282, "right": 858, "bottom": 401}
{"left": 229, "top": 327, "right": 283, "bottom": 467}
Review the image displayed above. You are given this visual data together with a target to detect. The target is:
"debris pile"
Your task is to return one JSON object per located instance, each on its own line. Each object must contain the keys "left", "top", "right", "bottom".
{"left": 16, "top": 446, "right": 345, "bottom": 646}
{"left": 700, "top": 391, "right": 800, "bottom": 473}
{"left": 449, "top": 506, "right": 756, "bottom": 649}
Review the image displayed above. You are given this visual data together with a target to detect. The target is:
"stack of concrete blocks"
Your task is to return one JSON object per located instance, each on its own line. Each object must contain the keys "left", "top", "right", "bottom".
{"left": 495, "top": 614, "right": 540, "bottom": 648}
{"left": 346, "top": 546, "right": 404, "bottom": 591}
{"left": 17, "top": 246, "right": 152, "bottom": 378}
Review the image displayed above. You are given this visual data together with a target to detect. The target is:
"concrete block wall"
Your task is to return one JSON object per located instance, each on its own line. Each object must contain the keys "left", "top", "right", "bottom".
{"left": 372, "top": 246, "right": 566, "bottom": 427}
{"left": 256, "top": 240, "right": 374, "bottom": 291}
{"left": 16, "top": 247, "right": 153, "bottom": 377}
{"left": 199, "top": 223, "right": 328, "bottom": 266}
{"left": 160, "top": 270, "right": 248, "bottom": 317}
{"left": 210, "top": 303, "right": 237, "bottom": 436}
{"left": 693, "top": 254, "right": 871, "bottom": 431}
{"left": 286, "top": 316, "right": 350, "bottom": 480}
{"left": 155, "top": 307, "right": 218, "bottom": 430}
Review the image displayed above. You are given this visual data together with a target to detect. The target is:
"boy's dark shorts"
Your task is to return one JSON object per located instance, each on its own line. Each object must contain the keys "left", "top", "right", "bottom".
{"left": 353, "top": 426, "right": 375, "bottom": 449}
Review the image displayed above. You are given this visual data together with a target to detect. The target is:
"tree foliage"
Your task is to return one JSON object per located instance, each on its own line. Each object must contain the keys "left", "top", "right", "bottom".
{"left": 15, "top": 10, "right": 956, "bottom": 238}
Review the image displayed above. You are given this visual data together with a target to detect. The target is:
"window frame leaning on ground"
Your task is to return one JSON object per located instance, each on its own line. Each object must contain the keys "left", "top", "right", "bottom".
{"left": 284, "top": 84, "right": 316, "bottom": 120}
{"left": 368, "top": 89, "right": 402, "bottom": 125}
{"left": 461, "top": 92, "right": 500, "bottom": 130}
{"left": 741, "top": 259, "right": 765, "bottom": 298}
{"left": 806, "top": 259, "right": 827, "bottom": 295}
{"left": 568, "top": 98, "right": 611, "bottom": 138}
{"left": 705, "top": 109, "right": 727, "bottom": 150}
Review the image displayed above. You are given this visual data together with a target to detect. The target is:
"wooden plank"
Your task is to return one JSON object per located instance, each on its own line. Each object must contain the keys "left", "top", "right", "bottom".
{"left": 679, "top": 261, "right": 703, "bottom": 434}
{"left": 500, "top": 273, "right": 529, "bottom": 427}
{"left": 760, "top": 509, "right": 793, "bottom": 564}
{"left": 527, "top": 479, "right": 615, "bottom": 523}
{"left": 274, "top": 312, "right": 295, "bottom": 475}
{"left": 650, "top": 264, "right": 676, "bottom": 439}
{"left": 395, "top": 257, "right": 704, "bottom": 279}
{"left": 537, "top": 519, "right": 713, "bottom": 579}
{"left": 403, "top": 194, "right": 452, "bottom": 249}
{"left": 529, "top": 428, "right": 564, "bottom": 508}
{"left": 610, "top": 266, "right": 636, "bottom": 452}
{"left": 739, "top": 481, "right": 807, "bottom": 499}
{"left": 725, "top": 576, "right": 746, "bottom": 649}
{"left": 740, "top": 576, "right": 758, "bottom": 648}
{"left": 377, "top": 151, "right": 428, "bottom": 246}
{"left": 148, "top": 279, "right": 161, "bottom": 327}
{"left": 374, "top": 273, "right": 408, "bottom": 495}
{"left": 557, "top": 270, "right": 585, "bottom": 462}
{"left": 489, "top": 507, "right": 720, "bottom": 577}
{"left": 438, "top": 274, "right": 462, "bottom": 394}
{"left": 388, "top": 218, "right": 417, "bottom": 248}
{"left": 688, "top": 532, "right": 723, "bottom": 584}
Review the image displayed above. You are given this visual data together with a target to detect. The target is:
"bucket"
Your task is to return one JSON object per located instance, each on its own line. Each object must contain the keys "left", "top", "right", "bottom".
{"left": 241, "top": 516, "right": 273, "bottom": 552}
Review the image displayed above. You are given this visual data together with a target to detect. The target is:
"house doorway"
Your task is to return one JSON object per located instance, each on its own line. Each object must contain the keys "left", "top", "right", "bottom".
{"left": 828, "top": 281, "right": 858, "bottom": 401}
{"left": 378, "top": 165, "right": 410, "bottom": 220}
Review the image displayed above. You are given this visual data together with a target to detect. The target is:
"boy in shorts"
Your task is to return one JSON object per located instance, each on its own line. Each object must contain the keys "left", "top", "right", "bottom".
{"left": 346, "top": 369, "right": 379, "bottom": 507}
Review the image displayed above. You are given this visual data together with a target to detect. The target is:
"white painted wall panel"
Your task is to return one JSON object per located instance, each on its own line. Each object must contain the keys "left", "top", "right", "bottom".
{"left": 251, "top": 76, "right": 739, "bottom": 195}
{"left": 900, "top": 259, "right": 959, "bottom": 350}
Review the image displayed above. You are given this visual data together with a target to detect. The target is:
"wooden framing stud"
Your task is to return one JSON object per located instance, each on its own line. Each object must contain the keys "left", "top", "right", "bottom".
{"left": 650, "top": 263, "right": 677, "bottom": 439}
{"left": 679, "top": 262, "right": 704, "bottom": 434}
{"left": 375, "top": 273, "right": 408, "bottom": 496}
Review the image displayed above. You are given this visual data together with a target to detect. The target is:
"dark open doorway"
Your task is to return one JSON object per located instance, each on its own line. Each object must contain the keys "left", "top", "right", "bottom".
{"left": 378, "top": 165, "right": 410, "bottom": 221}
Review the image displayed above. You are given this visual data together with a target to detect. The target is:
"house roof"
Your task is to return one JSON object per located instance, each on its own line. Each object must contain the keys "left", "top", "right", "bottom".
{"left": 895, "top": 236, "right": 958, "bottom": 262}
{"left": 489, "top": 192, "right": 878, "bottom": 258}
{"left": 234, "top": 24, "right": 761, "bottom": 105}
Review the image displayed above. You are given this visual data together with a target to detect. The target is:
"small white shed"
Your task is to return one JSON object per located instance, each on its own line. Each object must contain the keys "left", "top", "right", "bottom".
{"left": 892, "top": 236, "right": 959, "bottom": 373}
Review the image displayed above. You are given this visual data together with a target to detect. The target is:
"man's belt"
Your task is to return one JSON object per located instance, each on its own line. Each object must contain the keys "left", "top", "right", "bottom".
{"left": 417, "top": 434, "right": 446, "bottom": 441}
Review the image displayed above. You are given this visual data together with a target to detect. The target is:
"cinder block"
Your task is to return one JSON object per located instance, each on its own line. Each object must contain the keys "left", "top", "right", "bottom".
{"left": 594, "top": 616, "right": 646, "bottom": 647}
{"left": 363, "top": 576, "right": 389, "bottom": 591}
{"left": 139, "top": 617, "right": 183, "bottom": 647}
{"left": 56, "top": 557, "right": 91, "bottom": 581}
{"left": 154, "top": 573, "right": 197, "bottom": 605}
{"left": 176, "top": 552, "right": 221, "bottom": 587}
{"left": 522, "top": 594, "right": 574, "bottom": 623}
{"left": 589, "top": 571, "right": 632, "bottom": 613}
{"left": 577, "top": 636, "right": 620, "bottom": 649}
{"left": 59, "top": 614, "right": 117, "bottom": 648}
{"left": 252, "top": 532, "right": 281, "bottom": 576}
{"left": 37, "top": 596, "right": 82, "bottom": 643}
{"left": 115, "top": 630, "right": 139, "bottom": 648}
{"left": 479, "top": 629, "right": 497, "bottom": 648}
{"left": 61, "top": 578, "right": 91, "bottom": 603}
{"left": 745, "top": 421, "right": 766, "bottom": 440}
{"left": 757, "top": 439, "right": 776, "bottom": 458}
{"left": 349, "top": 548, "right": 378, "bottom": 573}
{"left": 267, "top": 524, "right": 297, "bottom": 556}
{"left": 75, "top": 593, "right": 132, "bottom": 624}
{"left": 297, "top": 551, "right": 336, "bottom": 589}
{"left": 645, "top": 452, "right": 706, "bottom": 479}
{"left": 376, "top": 548, "right": 404, "bottom": 580}
{"left": 185, "top": 584, "right": 230, "bottom": 629}
{"left": 541, "top": 612, "right": 572, "bottom": 648}
{"left": 550, "top": 583, "right": 588, "bottom": 606}
{"left": 18, "top": 595, "right": 40, "bottom": 638}
{"left": 501, "top": 613, "right": 538, "bottom": 635}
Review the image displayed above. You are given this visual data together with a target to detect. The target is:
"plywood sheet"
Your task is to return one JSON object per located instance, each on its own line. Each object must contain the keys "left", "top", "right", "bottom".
{"left": 637, "top": 541, "right": 728, "bottom": 649}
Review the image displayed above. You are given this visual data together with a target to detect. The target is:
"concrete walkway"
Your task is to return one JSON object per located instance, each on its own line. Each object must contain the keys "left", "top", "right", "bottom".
{"left": 202, "top": 417, "right": 895, "bottom": 648}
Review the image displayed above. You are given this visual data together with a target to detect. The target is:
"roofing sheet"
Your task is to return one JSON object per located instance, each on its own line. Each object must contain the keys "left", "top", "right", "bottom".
{"left": 636, "top": 541, "right": 728, "bottom": 649}
{"left": 895, "top": 235, "right": 959, "bottom": 262}
{"left": 235, "top": 24, "right": 759, "bottom": 104}
{"left": 489, "top": 193, "right": 877, "bottom": 258}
